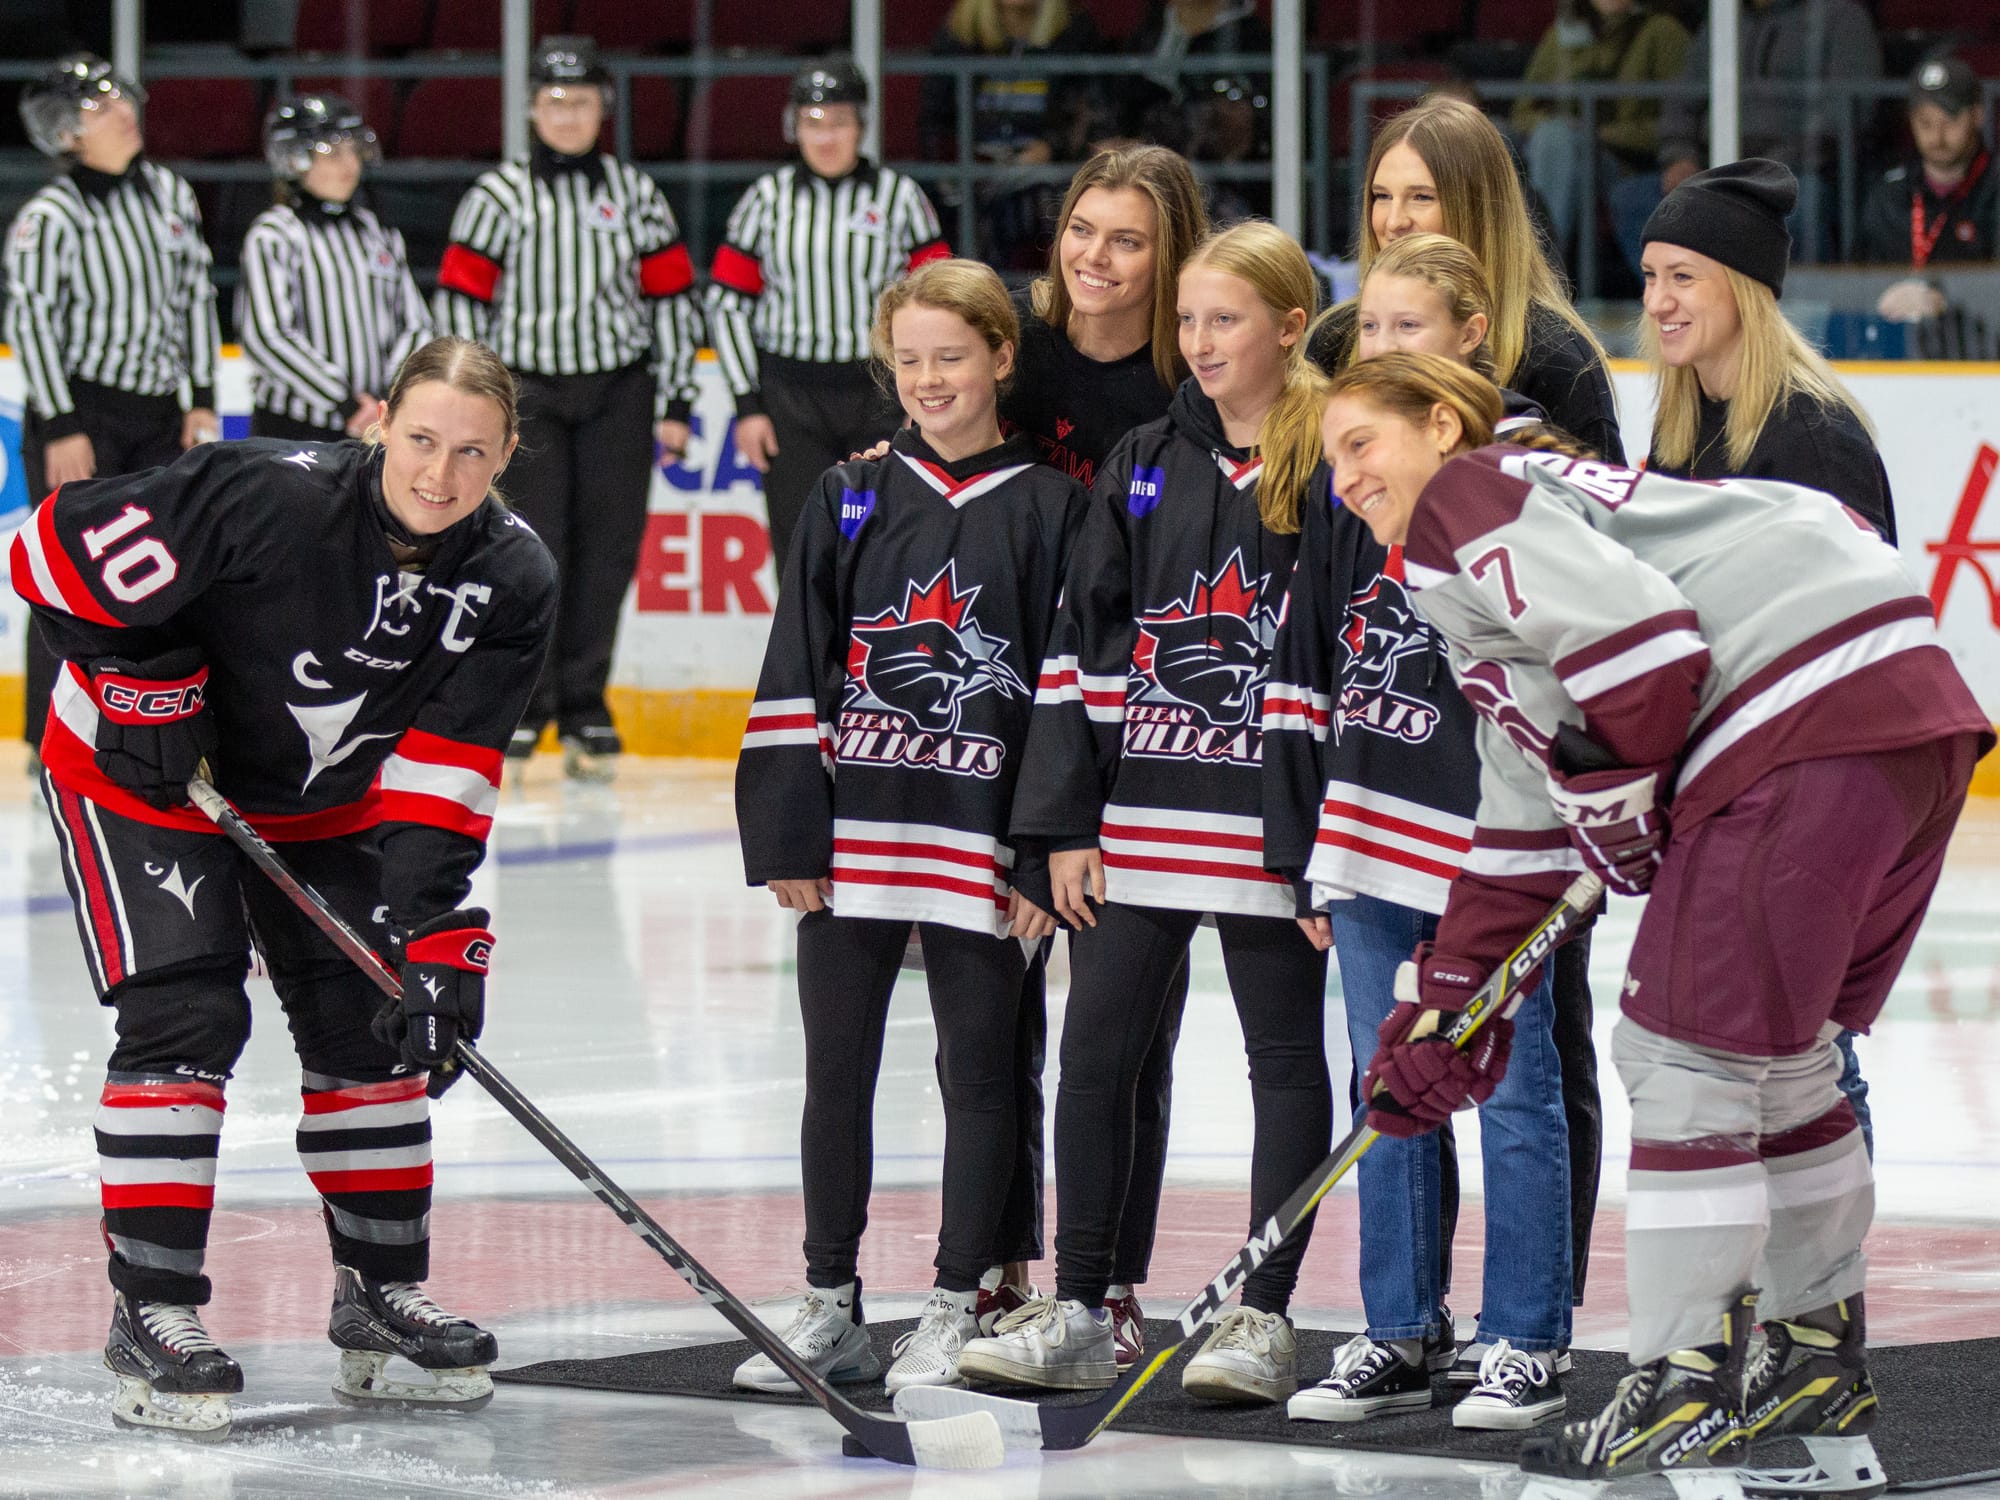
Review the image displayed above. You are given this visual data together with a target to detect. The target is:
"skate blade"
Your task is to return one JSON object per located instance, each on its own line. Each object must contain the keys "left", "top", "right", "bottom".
{"left": 333, "top": 1349, "right": 494, "bottom": 1411}
{"left": 110, "top": 1374, "right": 233, "bottom": 1441}
{"left": 1738, "top": 1436, "right": 1887, "bottom": 1498}
{"left": 1522, "top": 1479, "right": 1746, "bottom": 1500}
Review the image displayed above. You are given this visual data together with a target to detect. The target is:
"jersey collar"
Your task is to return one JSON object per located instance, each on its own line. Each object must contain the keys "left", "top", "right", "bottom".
{"left": 891, "top": 427, "right": 1037, "bottom": 507}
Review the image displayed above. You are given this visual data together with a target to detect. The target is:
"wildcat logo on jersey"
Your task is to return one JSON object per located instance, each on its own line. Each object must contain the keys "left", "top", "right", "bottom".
{"left": 836, "top": 564, "right": 1028, "bottom": 780}
{"left": 1125, "top": 551, "right": 1274, "bottom": 766}
{"left": 1335, "top": 573, "right": 1440, "bottom": 744}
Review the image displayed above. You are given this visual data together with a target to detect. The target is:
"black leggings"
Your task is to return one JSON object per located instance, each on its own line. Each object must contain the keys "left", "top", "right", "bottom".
{"left": 1055, "top": 903, "right": 1331, "bottom": 1315}
{"left": 798, "top": 912, "right": 1026, "bottom": 1293}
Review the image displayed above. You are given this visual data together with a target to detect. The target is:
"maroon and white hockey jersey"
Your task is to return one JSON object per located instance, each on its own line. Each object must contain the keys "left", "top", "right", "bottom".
{"left": 11, "top": 438, "right": 557, "bottom": 921}
{"left": 1011, "top": 382, "right": 1306, "bottom": 919}
{"left": 735, "top": 429, "right": 1086, "bottom": 936}
{"left": 1403, "top": 445, "right": 1992, "bottom": 965}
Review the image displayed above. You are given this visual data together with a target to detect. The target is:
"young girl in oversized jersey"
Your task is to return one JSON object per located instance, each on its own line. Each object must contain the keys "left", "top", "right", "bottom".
{"left": 1265, "top": 234, "right": 1574, "bottom": 1432}
{"left": 733, "top": 260, "right": 1085, "bottom": 1396}
{"left": 1320, "top": 352, "right": 1988, "bottom": 1495}
{"left": 956, "top": 221, "right": 1335, "bottom": 1407}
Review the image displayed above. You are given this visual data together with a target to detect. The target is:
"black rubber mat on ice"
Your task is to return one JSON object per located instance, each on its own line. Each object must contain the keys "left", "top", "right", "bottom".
{"left": 496, "top": 1320, "right": 2000, "bottom": 1490}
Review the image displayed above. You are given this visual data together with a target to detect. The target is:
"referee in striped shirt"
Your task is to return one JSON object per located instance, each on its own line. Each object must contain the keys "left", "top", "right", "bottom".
{"left": 436, "top": 36, "right": 705, "bottom": 780}
{"left": 706, "top": 61, "right": 950, "bottom": 573}
{"left": 238, "top": 94, "right": 431, "bottom": 442}
{"left": 4, "top": 52, "right": 221, "bottom": 756}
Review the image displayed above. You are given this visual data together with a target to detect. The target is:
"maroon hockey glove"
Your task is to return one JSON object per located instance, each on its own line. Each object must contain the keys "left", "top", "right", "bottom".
{"left": 375, "top": 909, "right": 493, "bottom": 1097}
{"left": 87, "top": 648, "right": 217, "bottom": 810}
{"left": 1546, "top": 763, "right": 1669, "bottom": 897}
{"left": 1361, "top": 945, "right": 1512, "bottom": 1138}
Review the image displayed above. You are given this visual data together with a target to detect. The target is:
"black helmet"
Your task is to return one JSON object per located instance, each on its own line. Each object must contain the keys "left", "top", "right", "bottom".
{"left": 264, "top": 94, "right": 378, "bottom": 180}
{"left": 20, "top": 52, "right": 147, "bottom": 158}
{"left": 531, "top": 34, "right": 611, "bottom": 91}
{"left": 784, "top": 60, "right": 868, "bottom": 143}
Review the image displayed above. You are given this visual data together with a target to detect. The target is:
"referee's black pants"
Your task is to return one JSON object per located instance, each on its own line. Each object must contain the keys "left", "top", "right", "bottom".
{"left": 507, "top": 363, "right": 656, "bottom": 738}
{"left": 796, "top": 911, "right": 1025, "bottom": 1294}
{"left": 758, "top": 353, "right": 903, "bottom": 578}
{"left": 21, "top": 383, "right": 183, "bottom": 749}
{"left": 1053, "top": 902, "right": 1330, "bottom": 1316}
{"left": 251, "top": 408, "right": 344, "bottom": 443}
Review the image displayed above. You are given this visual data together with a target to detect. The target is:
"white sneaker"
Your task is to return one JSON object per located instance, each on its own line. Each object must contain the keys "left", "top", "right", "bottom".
{"left": 1450, "top": 1338, "right": 1565, "bottom": 1430}
{"left": 885, "top": 1288, "right": 978, "bottom": 1393}
{"left": 731, "top": 1283, "right": 880, "bottom": 1392}
{"left": 1181, "top": 1306, "right": 1298, "bottom": 1404}
{"left": 955, "top": 1295, "right": 1116, "bottom": 1390}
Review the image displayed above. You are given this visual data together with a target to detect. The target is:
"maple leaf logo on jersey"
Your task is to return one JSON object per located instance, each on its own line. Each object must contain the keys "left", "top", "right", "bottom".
{"left": 1131, "top": 552, "right": 1274, "bottom": 729}
{"left": 844, "top": 565, "right": 1028, "bottom": 734}
{"left": 1335, "top": 572, "right": 1441, "bottom": 745}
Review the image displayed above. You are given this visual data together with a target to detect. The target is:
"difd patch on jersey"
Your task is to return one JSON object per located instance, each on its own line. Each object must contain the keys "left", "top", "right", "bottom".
{"left": 1125, "top": 550, "right": 1275, "bottom": 765}
{"left": 838, "top": 486, "right": 877, "bottom": 539}
{"left": 1127, "top": 464, "right": 1166, "bottom": 517}
{"left": 837, "top": 564, "right": 1028, "bottom": 779}
{"left": 1336, "top": 571, "right": 1441, "bottom": 745}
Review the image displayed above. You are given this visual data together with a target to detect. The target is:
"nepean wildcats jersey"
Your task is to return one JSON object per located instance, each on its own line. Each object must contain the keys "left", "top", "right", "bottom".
{"left": 735, "top": 429, "right": 1086, "bottom": 937}
{"left": 11, "top": 438, "right": 557, "bottom": 912}
{"left": 1263, "top": 479, "right": 1485, "bottom": 916}
{"left": 1402, "top": 444, "right": 1992, "bottom": 965}
{"left": 1012, "top": 381, "right": 1306, "bottom": 919}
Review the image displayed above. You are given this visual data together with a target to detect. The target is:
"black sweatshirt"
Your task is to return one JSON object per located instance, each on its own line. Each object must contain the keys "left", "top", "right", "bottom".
{"left": 1000, "top": 287, "right": 1174, "bottom": 492}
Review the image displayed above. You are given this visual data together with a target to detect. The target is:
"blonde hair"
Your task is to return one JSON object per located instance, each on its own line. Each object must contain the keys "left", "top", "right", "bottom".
{"left": 947, "top": 0, "right": 1072, "bottom": 49}
{"left": 1183, "top": 220, "right": 1329, "bottom": 535}
{"left": 1033, "top": 145, "right": 1209, "bottom": 392}
{"left": 1326, "top": 351, "right": 1504, "bottom": 459}
{"left": 872, "top": 257, "right": 1021, "bottom": 389}
{"left": 1362, "top": 232, "right": 1499, "bottom": 378}
{"left": 367, "top": 336, "right": 519, "bottom": 505}
{"left": 1641, "top": 265, "right": 1874, "bottom": 471}
{"left": 1359, "top": 95, "right": 1607, "bottom": 388}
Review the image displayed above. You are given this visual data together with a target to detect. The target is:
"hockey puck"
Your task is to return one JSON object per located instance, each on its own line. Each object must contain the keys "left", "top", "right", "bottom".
{"left": 840, "top": 1435, "right": 868, "bottom": 1458}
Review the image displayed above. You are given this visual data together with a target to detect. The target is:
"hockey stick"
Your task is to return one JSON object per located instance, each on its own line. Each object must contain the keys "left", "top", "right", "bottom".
{"left": 895, "top": 869, "right": 1605, "bottom": 1451}
{"left": 185, "top": 776, "right": 1004, "bottom": 1470}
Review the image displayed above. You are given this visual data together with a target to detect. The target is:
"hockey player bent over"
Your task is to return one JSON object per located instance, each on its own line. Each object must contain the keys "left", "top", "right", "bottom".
{"left": 10, "top": 335, "right": 557, "bottom": 1437}
{"left": 1319, "top": 353, "right": 1991, "bottom": 1498}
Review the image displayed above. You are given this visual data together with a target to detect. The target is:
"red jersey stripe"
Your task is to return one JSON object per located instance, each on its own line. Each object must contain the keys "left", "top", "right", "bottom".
{"left": 101, "top": 1082, "right": 226, "bottom": 1111}
{"left": 1312, "top": 830, "right": 1462, "bottom": 883}
{"left": 638, "top": 242, "right": 695, "bottom": 297}
{"left": 1103, "top": 851, "right": 1288, "bottom": 884}
{"left": 379, "top": 789, "right": 492, "bottom": 840}
{"left": 101, "top": 1182, "right": 216, "bottom": 1211}
{"left": 832, "top": 865, "right": 1009, "bottom": 909}
{"left": 304, "top": 1165, "right": 435, "bottom": 1195}
{"left": 300, "top": 1078, "right": 429, "bottom": 1115}
{"left": 1321, "top": 798, "right": 1474, "bottom": 853}
{"left": 54, "top": 783, "right": 126, "bottom": 987}
{"left": 712, "top": 243, "right": 765, "bottom": 296}
{"left": 1100, "top": 820, "right": 1263, "bottom": 853}
{"left": 831, "top": 836, "right": 1001, "bottom": 873}
{"left": 392, "top": 728, "right": 503, "bottom": 783}
{"left": 438, "top": 243, "right": 502, "bottom": 302}
{"left": 28, "top": 494, "right": 124, "bottom": 626}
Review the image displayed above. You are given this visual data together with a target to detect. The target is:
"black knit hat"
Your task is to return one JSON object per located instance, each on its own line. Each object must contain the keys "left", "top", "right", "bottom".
{"left": 1641, "top": 157, "right": 1798, "bottom": 297}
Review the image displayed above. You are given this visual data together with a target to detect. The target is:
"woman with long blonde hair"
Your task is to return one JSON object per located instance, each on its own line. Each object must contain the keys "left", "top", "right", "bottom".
{"left": 958, "top": 220, "right": 1333, "bottom": 1406}
{"left": 1639, "top": 158, "right": 1894, "bottom": 543}
{"left": 1310, "top": 93, "right": 1624, "bottom": 463}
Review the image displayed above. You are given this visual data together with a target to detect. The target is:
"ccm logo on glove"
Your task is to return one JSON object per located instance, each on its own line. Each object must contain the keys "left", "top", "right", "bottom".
{"left": 95, "top": 672, "right": 208, "bottom": 722}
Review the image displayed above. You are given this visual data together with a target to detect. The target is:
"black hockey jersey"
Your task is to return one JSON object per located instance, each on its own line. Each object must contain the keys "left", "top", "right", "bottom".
{"left": 12, "top": 438, "right": 557, "bottom": 920}
{"left": 1012, "top": 381, "right": 1305, "bottom": 919}
{"left": 736, "top": 429, "right": 1086, "bottom": 936}
{"left": 1263, "top": 480, "right": 1485, "bottom": 916}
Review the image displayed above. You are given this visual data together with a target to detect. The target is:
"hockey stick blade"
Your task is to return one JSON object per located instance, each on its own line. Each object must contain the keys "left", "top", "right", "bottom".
{"left": 186, "top": 777, "right": 1004, "bottom": 1470}
{"left": 899, "top": 871, "right": 1604, "bottom": 1452}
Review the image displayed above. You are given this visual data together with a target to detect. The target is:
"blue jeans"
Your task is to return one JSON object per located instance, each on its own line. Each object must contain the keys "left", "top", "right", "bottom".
{"left": 1523, "top": 116, "right": 1633, "bottom": 263}
{"left": 1835, "top": 1028, "right": 1872, "bottom": 1159}
{"left": 1330, "top": 893, "right": 1573, "bottom": 1351}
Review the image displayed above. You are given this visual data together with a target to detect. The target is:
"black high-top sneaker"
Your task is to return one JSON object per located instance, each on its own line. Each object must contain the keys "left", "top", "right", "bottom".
{"left": 328, "top": 1264, "right": 499, "bottom": 1409}
{"left": 105, "top": 1292, "right": 243, "bottom": 1439}
{"left": 1519, "top": 1290, "right": 1755, "bottom": 1487}
{"left": 1737, "top": 1295, "right": 1886, "bottom": 1499}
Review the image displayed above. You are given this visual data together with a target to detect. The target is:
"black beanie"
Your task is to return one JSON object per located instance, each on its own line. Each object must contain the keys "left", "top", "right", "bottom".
{"left": 1641, "top": 157, "right": 1797, "bottom": 297}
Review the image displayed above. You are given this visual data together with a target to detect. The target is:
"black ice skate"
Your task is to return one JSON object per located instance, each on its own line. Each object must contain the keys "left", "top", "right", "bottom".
{"left": 1517, "top": 1292, "right": 1755, "bottom": 1500}
{"left": 560, "top": 725, "right": 620, "bottom": 784}
{"left": 328, "top": 1264, "right": 498, "bottom": 1410}
{"left": 1736, "top": 1296, "right": 1886, "bottom": 1499}
{"left": 105, "top": 1291, "right": 243, "bottom": 1440}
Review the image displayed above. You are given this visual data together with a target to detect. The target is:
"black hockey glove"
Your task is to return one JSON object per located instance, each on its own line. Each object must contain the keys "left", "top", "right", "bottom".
{"left": 375, "top": 908, "right": 493, "bottom": 1097}
{"left": 86, "top": 648, "right": 217, "bottom": 809}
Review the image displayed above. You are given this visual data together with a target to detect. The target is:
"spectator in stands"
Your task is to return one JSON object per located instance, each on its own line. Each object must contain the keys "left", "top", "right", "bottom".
{"left": 1608, "top": 0, "right": 1882, "bottom": 273}
{"left": 919, "top": 0, "right": 1106, "bottom": 268}
{"left": 1860, "top": 56, "right": 1996, "bottom": 357}
{"left": 1116, "top": 0, "right": 1272, "bottom": 164}
{"left": 436, "top": 37, "right": 706, "bottom": 782}
{"left": 1512, "top": 0, "right": 1691, "bottom": 266}
{"left": 239, "top": 95, "right": 433, "bottom": 442}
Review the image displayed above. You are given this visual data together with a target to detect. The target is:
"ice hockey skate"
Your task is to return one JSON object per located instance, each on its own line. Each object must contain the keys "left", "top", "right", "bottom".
{"left": 104, "top": 1292, "right": 243, "bottom": 1440}
{"left": 561, "top": 726, "right": 620, "bottom": 784}
{"left": 1517, "top": 1293, "right": 1755, "bottom": 1500}
{"left": 327, "top": 1265, "right": 498, "bottom": 1410}
{"left": 1735, "top": 1297, "right": 1886, "bottom": 1499}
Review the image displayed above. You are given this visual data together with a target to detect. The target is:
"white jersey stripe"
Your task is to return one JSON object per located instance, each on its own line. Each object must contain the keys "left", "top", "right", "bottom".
{"left": 1562, "top": 628, "right": 1710, "bottom": 703}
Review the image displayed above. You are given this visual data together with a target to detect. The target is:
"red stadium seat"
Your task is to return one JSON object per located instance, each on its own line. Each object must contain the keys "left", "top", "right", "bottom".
{"left": 569, "top": 0, "right": 694, "bottom": 51}
{"left": 886, "top": 0, "right": 952, "bottom": 48}
{"left": 295, "top": 0, "right": 430, "bottom": 55}
{"left": 1477, "top": 0, "right": 1549, "bottom": 46}
{"left": 1331, "top": 60, "right": 1457, "bottom": 153}
{"left": 1087, "top": 0, "right": 1151, "bottom": 46}
{"left": 1319, "top": 0, "right": 1460, "bottom": 48}
{"left": 622, "top": 74, "right": 681, "bottom": 158}
{"left": 685, "top": 74, "right": 791, "bottom": 160}
{"left": 399, "top": 76, "right": 505, "bottom": 159}
{"left": 431, "top": 0, "right": 572, "bottom": 52}
{"left": 295, "top": 75, "right": 403, "bottom": 157}
{"left": 880, "top": 72, "right": 922, "bottom": 162}
{"left": 144, "top": 78, "right": 264, "bottom": 160}
{"left": 715, "top": 0, "right": 850, "bottom": 51}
